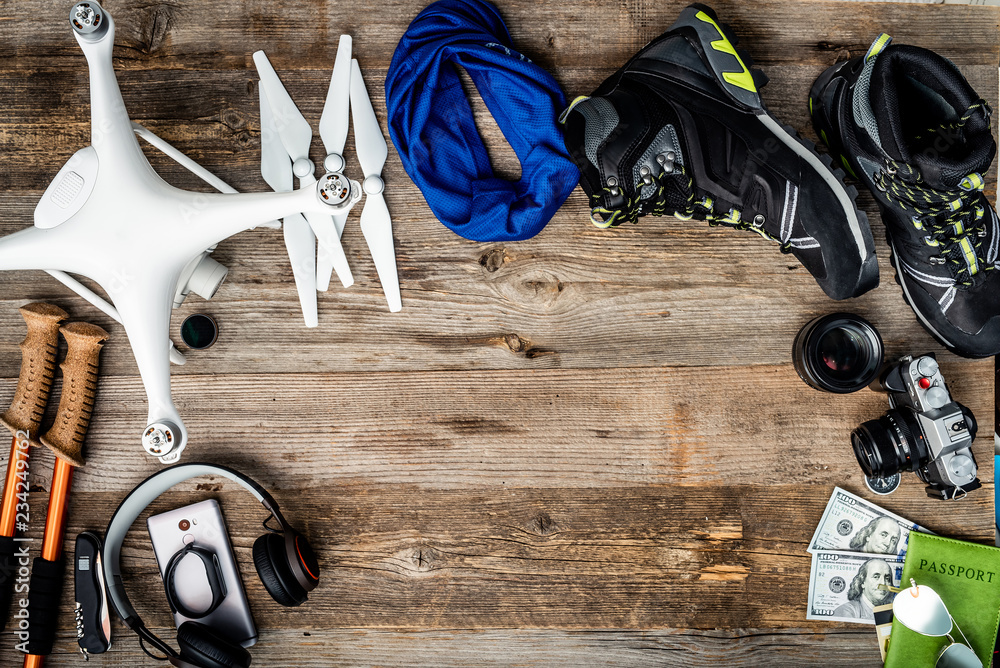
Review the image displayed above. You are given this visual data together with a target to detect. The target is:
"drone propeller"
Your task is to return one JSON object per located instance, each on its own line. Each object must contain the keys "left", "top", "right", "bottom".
{"left": 350, "top": 59, "right": 401, "bottom": 313}
{"left": 253, "top": 50, "right": 354, "bottom": 289}
{"left": 315, "top": 35, "right": 353, "bottom": 292}
{"left": 259, "top": 83, "right": 318, "bottom": 328}
{"left": 320, "top": 35, "right": 352, "bottom": 177}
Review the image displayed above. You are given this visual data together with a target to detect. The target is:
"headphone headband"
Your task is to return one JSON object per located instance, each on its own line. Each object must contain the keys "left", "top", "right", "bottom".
{"left": 103, "top": 463, "right": 282, "bottom": 634}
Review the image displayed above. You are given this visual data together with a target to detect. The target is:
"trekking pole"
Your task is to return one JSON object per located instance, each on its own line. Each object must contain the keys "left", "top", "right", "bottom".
{"left": 22, "top": 322, "right": 108, "bottom": 667}
{"left": 0, "top": 304, "right": 67, "bottom": 632}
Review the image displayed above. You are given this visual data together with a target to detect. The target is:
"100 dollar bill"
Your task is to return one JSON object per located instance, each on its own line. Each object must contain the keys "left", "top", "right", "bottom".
{"left": 806, "top": 550, "right": 904, "bottom": 624}
{"left": 808, "top": 487, "right": 931, "bottom": 558}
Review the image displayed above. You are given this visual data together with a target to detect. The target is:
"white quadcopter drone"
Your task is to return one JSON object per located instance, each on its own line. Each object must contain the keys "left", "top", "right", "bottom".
{"left": 0, "top": 2, "right": 400, "bottom": 463}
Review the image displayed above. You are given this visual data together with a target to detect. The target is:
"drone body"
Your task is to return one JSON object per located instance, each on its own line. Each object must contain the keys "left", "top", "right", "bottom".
{"left": 0, "top": 2, "right": 396, "bottom": 462}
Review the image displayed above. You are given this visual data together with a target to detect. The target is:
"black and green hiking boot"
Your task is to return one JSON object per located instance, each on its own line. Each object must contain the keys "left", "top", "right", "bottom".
{"left": 810, "top": 34, "right": 1000, "bottom": 358}
{"left": 560, "top": 3, "right": 878, "bottom": 301}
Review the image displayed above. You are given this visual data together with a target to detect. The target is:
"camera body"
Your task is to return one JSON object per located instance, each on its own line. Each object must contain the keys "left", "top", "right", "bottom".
{"left": 851, "top": 354, "right": 979, "bottom": 500}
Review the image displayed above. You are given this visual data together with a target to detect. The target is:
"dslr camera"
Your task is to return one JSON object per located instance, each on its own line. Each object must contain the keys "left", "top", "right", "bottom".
{"left": 851, "top": 355, "right": 979, "bottom": 500}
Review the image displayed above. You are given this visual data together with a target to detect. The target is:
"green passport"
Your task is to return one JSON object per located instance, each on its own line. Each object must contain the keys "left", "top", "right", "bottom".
{"left": 884, "top": 531, "right": 1000, "bottom": 667}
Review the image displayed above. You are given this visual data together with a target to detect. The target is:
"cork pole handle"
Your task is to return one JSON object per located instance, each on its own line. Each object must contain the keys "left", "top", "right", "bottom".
{"left": 39, "top": 323, "right": 109, "bottom": 468}
{"left": 0, "top": 304, "right": 67, "bottom": 634}
{"left": 0, "top": 304, "right": 68, "bottom": 446}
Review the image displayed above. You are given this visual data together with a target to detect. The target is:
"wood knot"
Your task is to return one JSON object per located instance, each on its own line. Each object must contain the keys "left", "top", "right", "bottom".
{"left": 220, "top": 108, "right": 249, "bottom": 133}
{"left": 139, "top": 4, "right": 176, "bottom": 54}
{"left": 816, "top": 41, "right": 857, "bottom": 61}
{"left": 496, "top": 333, "right": 557, "bottom": 361}
{"left": 410, "top": 547, "right": 436, "bottom": 572}
{"left": 815, "top": 41, "right": 842, "bottom": 52}
{"left": 523, "top": 278, "right": 564, "bottom": 296}
{"left": 479, "top": 247, "right": 507, "bottom": 273}
{"left": 533, "top": 513, "right": 556, "bottom": 536}
{"left": 504, "top": 333, "right": 528, "bottom": 353}
{"left": 814, "top": 42, "right": 855, "bottom": 64}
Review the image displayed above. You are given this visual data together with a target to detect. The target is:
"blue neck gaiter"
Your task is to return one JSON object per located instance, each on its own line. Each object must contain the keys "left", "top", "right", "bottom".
{"left": 385, "top": 0, "right": 579, "bottom": 242}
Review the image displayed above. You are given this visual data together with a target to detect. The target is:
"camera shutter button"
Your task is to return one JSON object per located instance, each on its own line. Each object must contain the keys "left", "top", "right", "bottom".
{"left": 925, "top": 386, "right": 949, "bottom": 409}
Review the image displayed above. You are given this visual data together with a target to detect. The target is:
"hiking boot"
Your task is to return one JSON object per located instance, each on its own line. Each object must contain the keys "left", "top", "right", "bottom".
{"left": 560, "top": 3, "right": 878, "bottom": 301}
{"left": 810, "top": 34, "right": 1000, "bottom": 358}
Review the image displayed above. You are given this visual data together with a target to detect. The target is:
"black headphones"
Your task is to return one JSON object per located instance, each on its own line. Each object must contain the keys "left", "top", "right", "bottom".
{"left": 103, "top": 463, "right": 320, "bottom": 668}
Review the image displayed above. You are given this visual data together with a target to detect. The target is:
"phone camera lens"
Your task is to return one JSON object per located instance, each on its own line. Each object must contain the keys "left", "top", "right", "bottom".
{"left": 793, "top": 313, "right": 884, "bottom": 393}
{"left": 178, "top": 519, "right": 191, "bottom": 531}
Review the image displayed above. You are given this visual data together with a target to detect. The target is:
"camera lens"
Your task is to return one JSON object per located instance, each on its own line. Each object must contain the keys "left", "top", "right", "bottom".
{"left": 181, "top": 314, "right": 218, "bottom": 350}
{"left": 816, "top": 328, "right": 863, "bottom": 380}
{"left": 793, "top": 313, "right": 884, "bottom": 393}
{"left": 851, "top": 409, "right": 928, "bottom": 478}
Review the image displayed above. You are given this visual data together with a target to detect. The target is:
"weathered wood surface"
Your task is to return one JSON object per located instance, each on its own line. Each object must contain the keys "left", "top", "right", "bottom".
{"left": 0, "top": 0, "right": 997, "bottom": 665}
{"left": 9, "top": 627, "right": 888, "bottom": 666}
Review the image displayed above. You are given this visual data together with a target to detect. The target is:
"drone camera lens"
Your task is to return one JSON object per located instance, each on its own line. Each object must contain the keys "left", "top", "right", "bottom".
{"left": 181, "top": 314, "right": 219, "bottom": 350}
{"left": 793, "top": 313, "right": 884, "bottom": 393}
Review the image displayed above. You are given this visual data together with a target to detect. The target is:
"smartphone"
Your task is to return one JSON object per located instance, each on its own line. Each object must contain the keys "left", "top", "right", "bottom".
{"left": 147, "top": 500, "right": 257, "bottom": 647}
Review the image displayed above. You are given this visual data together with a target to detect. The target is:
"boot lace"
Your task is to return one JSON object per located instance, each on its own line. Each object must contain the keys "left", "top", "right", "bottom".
{"left": 589, "top": 166, "right": 791, "bottom": 253}
{"left": 874, "top": 162, "right": 993, "bottom": 288}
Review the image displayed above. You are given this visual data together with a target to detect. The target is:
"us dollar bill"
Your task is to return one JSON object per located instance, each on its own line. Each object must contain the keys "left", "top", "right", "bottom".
{"left": 806, "top": 550, "right": 904, "bottom": 624}
{"left": 808, "top": 487, "right": 931, "bottom": 557}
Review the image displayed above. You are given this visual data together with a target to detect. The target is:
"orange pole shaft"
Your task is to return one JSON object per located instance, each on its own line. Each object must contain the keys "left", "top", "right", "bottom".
{"left": 22, "top": 459, "right": 74, "bottom": 668}
{"left": 41, "top": 459, "right": 73, "bottom": 563}
{"left": 0, "top": 434, "right": 31, "bottom": 537}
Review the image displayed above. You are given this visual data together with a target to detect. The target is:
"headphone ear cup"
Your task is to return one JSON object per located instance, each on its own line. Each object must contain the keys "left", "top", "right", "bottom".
{"left": 176, "top": 622, "right": 251, "bottom": 668}
{"left": 253, "top": 533, "right": 307, "bottom": 607}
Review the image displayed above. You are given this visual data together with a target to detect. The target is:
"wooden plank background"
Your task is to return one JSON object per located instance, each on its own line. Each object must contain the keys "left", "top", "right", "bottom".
{"left": 0, "top": 0, "right": 997, "bottom": 665}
